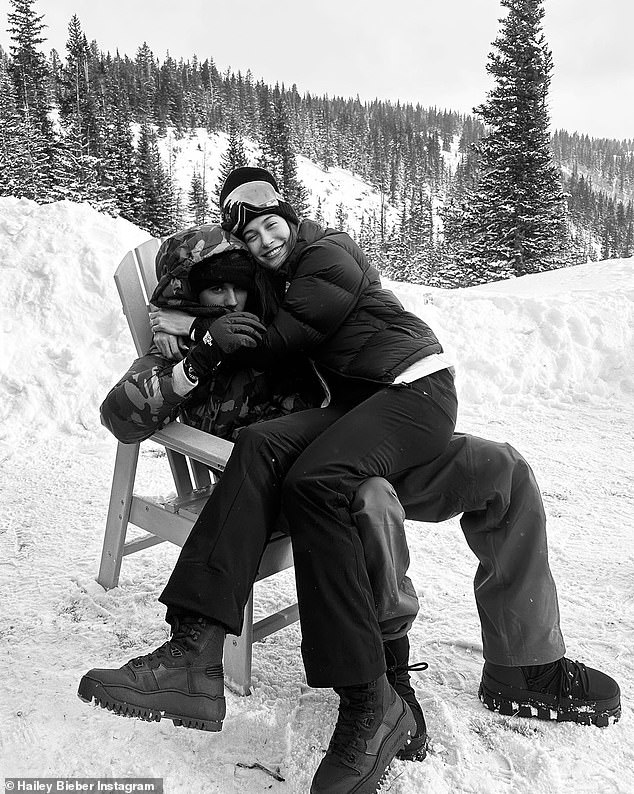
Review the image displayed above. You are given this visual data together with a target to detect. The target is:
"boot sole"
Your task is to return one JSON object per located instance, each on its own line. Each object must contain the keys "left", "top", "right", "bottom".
{"left": 478, "top": 681, "right": 621, "bottom": 727}
{"left": 77, "top": 675, "right": 224, "bottom": 732}
{"left": 396, "top": 730, "right": 428, "bottom": 761}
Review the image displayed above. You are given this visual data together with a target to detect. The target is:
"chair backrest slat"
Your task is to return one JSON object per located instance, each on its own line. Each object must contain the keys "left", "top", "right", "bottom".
{"left": 114, "top": 250, "right": 153, "bottom": 357}
{"left": 135, "top": 238, "right": 162, "bottom": 297}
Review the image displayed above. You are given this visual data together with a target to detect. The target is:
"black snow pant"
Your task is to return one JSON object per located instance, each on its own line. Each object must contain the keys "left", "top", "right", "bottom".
{"left": 160, "top": 369, "right": 458, "bottom": 687}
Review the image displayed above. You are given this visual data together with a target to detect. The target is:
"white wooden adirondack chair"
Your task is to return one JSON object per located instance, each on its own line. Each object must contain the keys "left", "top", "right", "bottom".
{"left": 98, "top": 237, "right": 299, "bottom": 695}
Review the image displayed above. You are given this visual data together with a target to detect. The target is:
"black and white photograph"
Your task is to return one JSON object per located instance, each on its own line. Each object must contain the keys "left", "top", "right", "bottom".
{"left": 1, "top": 1, "right": 632, "bottom": 792}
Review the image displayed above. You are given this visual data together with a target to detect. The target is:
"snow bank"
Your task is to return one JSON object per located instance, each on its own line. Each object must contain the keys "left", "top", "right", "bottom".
{"left": 0, "top": 198, "right": 149, "bottom": 446}
{"left": 0, "top": 197, "right": 632, "bottom": 447}
{"left": 388, "top": 258, "right": 634, "bottom": 408}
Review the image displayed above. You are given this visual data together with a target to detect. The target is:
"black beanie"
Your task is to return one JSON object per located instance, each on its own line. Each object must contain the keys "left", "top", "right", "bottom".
{"left": 188, "top": 249, "right": 256, "bottom": 297}
{"left": 219, "top": 166, "right": 300, "bottom": 237}
{"left": 219, "top": 167, "right": 279, "bottom": 206}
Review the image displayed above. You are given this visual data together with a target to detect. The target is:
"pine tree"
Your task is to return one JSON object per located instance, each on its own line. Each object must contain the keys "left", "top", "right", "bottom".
{"left": 135, "top": 42, "right": 157, "bottom": 119}
{"left": 449, "top": 0, "right": 570, "bottom": 282}
{"left": 335, "top": 202, "right": 348, "bottom": 232}
{"left": 188, "top": 169, "right": 209, "bottom": 225}
{"left": 155, "top": 164, "right": 180, "bottom": 235}
{"left": 317, "top": 104, "right": 335, "bottom": 170}
{"left": 257, "top": 92, "right": 280, "bottom": 176}
{"left": 101, "top": 81, "right": 139, "bottom": 220}
{"left": 212, "top": 115, "right": 248, "bottom": 216}
{"left": 59, "top": 15, "right": 102, "bottom": 158}
{"left": 156, "top": 53, "right": 183, "bottom": 131}
{"left": 48, "top": 14, "right": 116, "bottom": 207}
{"left": 314, "top": 197, "right": 325, "bottom": 226}
{"left": 410, "top": 188, "right": 436, "bottom": 283}
{"left": 47, "top": 123, "right": 105, "bottom": 206}
{"left": 621, "top": 201, "right": 634, "bottom": 257}
{"left": 257, "top": 96, "right": 309, "bottom": 215}
{"left": 7, "top": 0, "right": 51, "bottom": 133}
{"left": 7, "top": 0, "right": 55, "bottom": 199}
{"left": 135, "top": 123, "right": 178, "bottom": 235}
{"left": 358, "top": 210, "right": 390, "bottom": 277}
{"left": 0, "top": 57, "right": 25, "bottom": 196}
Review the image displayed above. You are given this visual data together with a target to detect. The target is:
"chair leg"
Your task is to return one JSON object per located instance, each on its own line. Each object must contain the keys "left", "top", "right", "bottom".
{"left": 190, "top": 459, "right": 212, "bottom": 489}
{"left": 223, "top": 590, "right": 255, "bottom": 696}
{"left": 97, "top": 442, "right": 140, "bottom": 590}
{"left": 166, "top": 449, "right": 193, "bottom": 497}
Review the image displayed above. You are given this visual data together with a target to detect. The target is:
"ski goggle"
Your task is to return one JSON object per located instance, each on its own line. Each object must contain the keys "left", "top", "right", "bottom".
{"left": 221, "top": 181, "right": 286, "bottom": 234}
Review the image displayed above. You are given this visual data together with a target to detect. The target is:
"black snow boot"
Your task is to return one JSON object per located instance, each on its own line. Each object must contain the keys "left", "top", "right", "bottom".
{"left": 310, "top": 673, "right": 416, "bottom": 793}
{"left": 384, "top": 635, "right": 428, "bottom": 761}
{"left": 479, "top": 657, "right": 621, "bottom": 727}
{"left": 78, "top": 614, "right": 226, "bottom": 731}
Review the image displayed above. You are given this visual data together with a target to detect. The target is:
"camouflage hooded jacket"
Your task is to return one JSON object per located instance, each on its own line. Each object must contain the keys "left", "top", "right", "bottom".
{"left": 100, "top": 224, "right": 318, "bottom": 445}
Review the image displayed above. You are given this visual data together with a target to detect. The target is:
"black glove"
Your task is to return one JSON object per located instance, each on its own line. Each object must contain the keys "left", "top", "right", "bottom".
{"left": 183, "top": 332, "right": 222, "bottom": 381}
{"left": 205, "top": 312, "right": 267, "bottom": 354}
{"left": 190, "top": 316, "right": 216, "bottom": 343}
{"left": 183, "top": 313, "right": 267, "bottom": 381}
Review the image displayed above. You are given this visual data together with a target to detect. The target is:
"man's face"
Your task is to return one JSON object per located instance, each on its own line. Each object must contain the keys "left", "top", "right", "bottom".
{"left": 242, "top": 213, "right": 292, "bottom": 271}
{"left": 199, "top": 282, "right": 248, "bottom": 312}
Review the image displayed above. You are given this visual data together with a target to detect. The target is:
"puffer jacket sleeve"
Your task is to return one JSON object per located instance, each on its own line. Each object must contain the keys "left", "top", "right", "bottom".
{"left": 263, "top": 240, "right": 366, "bottom": 356}
{"left": 100, "top": 351, "right": 192, "bottom": 444}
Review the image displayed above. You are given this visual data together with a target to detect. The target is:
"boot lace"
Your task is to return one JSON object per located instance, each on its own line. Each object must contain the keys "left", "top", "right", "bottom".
{"left": 328, "top": 687, "right": 376, "bottom": 765}
{"left": 525, "top": 658, "right": 590, "bottom": 697}
{"left": 130, "top": 616, "right": 208, "bottom": 668}
{"left": 387, "top": 659, "right": 428, "bottom": 690}
{"left": 405, "top": 662, "right": 429, "bottom": 674}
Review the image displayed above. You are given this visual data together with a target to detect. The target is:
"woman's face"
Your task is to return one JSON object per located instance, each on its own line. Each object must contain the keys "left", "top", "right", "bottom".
{"left": 242, "top": 214, "right": 292, "bottom": 271}
{"left": 199, "top": 282, "right": 248, "bottom": 312}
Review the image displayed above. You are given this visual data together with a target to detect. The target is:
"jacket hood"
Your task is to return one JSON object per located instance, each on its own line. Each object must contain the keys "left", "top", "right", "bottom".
{"left": 150, "top": 224, "right": 249, "bottom": 315}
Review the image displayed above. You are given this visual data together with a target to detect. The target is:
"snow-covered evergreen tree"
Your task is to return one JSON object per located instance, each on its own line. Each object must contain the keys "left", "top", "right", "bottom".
{"left": 135, "top": 123, "right": 178, "bottom": 236}
{"left": 0, "top": 57, "right": 26, "bottom": 196}
{"left": 258, "top": 96, "right": 309, "bottom": 215}
{"left": 314, "top": 197, "right": 325, "bottom": 226}
{"left": 135, "top": 42, "right": 157, "bottom": 119}
{"left": 58, "top": 15, "right": 102, "bottom": 159}
{"left": 212, "top": 115, "right": 248, "bottom": 217}
{"left": 359, "top": 210, "right": 389, "bottom": 277}
{"left": 335, "top": 202, "right": 348, "bottom": 232}
{"left": 47, "top": 125, "right": 111, "bottom": 210}
{"left": 101, "top": 84, "right": 139, "bottom": 221}
{"left": 47, "top": 14, "right": 118, "bottom": 211}
{"left": 6, "top": 0, "right": 55, "bottom": 198}
{"left": 188, "top": 169, "right": 209, "bottom": 225}
{"left": 447, "top": 0, "right": 570, "bottom": 282}
{"left": 7, "top": 0, "right": 51, "bottom": 135}
{"left": 623, "top": 203, "right": 634, "bottom": 258}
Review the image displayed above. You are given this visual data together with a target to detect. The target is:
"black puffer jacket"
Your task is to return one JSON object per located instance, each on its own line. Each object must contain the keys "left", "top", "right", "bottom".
{"left": 260, "top": 220, "right": 443, "bottom": 384}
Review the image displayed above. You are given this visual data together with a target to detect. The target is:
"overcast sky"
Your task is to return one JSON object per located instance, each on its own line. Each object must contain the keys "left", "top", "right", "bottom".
{"left": 3, "top": 0, "right": 632, "bottom": 141}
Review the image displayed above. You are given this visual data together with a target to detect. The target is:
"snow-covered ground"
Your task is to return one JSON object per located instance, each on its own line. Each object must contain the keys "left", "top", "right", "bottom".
{"left": 1, "top": 198, "right": 633, "bottom": 793}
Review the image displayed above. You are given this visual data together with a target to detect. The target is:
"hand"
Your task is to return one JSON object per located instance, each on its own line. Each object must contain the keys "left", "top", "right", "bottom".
{"left": 207, "top": 312, "right": 267, "bottom": 354}
{"left": 190, "top": 316, "right": 217, "bottom": 343}
{"left": 149, "top": 305, "right": 195, "bottom": 337}
{"left": 154, "top": 331, "right": 188, "bottom": 361}
{"left": 184, "top": 332, "right": 222, "bottom": 380}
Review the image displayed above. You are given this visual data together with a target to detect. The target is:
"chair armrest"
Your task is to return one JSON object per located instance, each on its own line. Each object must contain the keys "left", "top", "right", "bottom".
{"left": 152, "top": 423, "right": 234, "bottom": 472}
